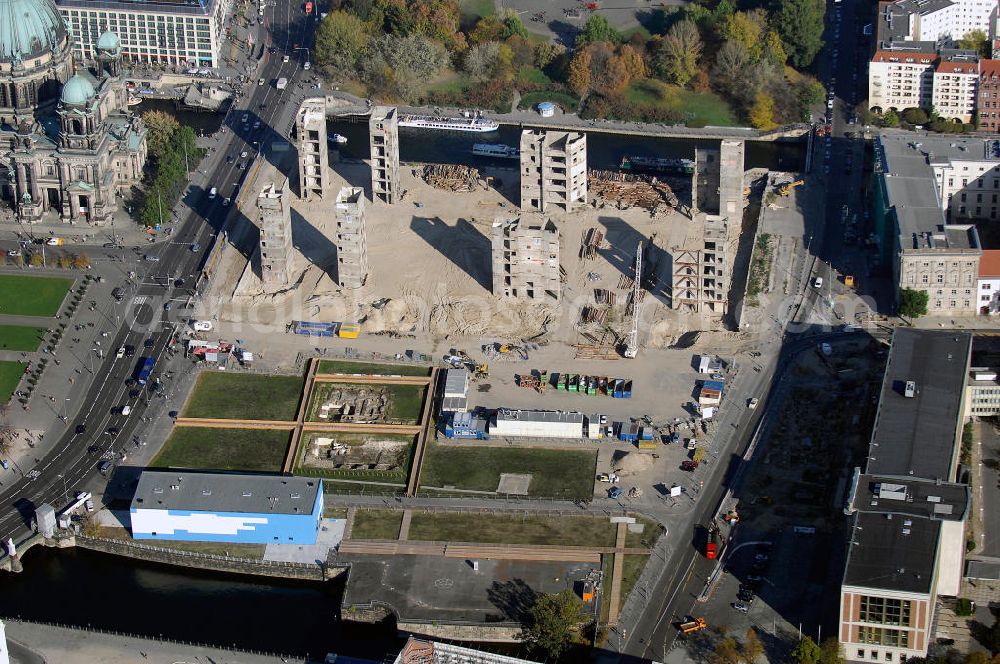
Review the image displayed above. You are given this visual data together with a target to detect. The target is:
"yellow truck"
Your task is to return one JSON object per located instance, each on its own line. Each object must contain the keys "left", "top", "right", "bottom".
{"left": 680, "top": 618, "right": 707, "bottom": 633}
{"left": 337, "top": 323, "right": 360, "bottom": 339}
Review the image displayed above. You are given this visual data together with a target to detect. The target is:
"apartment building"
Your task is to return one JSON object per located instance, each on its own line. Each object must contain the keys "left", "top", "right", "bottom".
{"left": 840, "top": 330, "right": 971, "bottom": 664}
{"left": 869, "top": 49, "right": 979, "bottom": 121}
{"left": 976, "top": 249, "right": 1000, "bottom": 313}
{"left": 966, "top": 335, "right": 1000, "bottom": 414}
{"left": 519, "top": 130, "right": 587, "bottom": 213}
{"left": 931, "top": 54, "right": 979, "bottom": 121}
{"left": 978, "top": 59, "right": 1000, "bottom": 130}
{"left": 874, "top": 132, "right": 984, "bottom": 316}
{"left": 56, "top": 0, "right": 233, "bottom": 68}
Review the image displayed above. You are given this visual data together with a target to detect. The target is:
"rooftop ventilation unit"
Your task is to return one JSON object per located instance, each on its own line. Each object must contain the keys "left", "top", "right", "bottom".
{"left": 875, "top": 482, "right": 909, "bottom": 501}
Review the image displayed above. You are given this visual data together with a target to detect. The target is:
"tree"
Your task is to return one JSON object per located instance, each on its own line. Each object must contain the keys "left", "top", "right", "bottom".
{"left": 73, "top": 252, "right": 90, "bottom": 270}
{"left": 762, "top": 30, "right": 787, "bottom": 65}
{"left": 618, "top": 44, "right": 647, "bottom": 79}
{"left": 589, "top": 43, "right": 629, "bottom": 95}
{"left": 519, "top": 590, "right": 584, "bottom": 660}
{"left": 463, "top": 41, "right": 502, "bottom": 79}
{"left": 742, "top": 628, "right": 764, "bottom": 663}
{"left": 469, "top": 15, "right": 507, "bottom": 45}
{"left": 567, "top": 47, "right": 593, "bottom": 96}
{"left": 898, "top": 288, "right": 929, "bottom": 318}
{"left": 958, "top": 28, "right": 990, "bottom": 58}
{"left": 882, "top": 109, "right": 900, "bottom": 127}
{"left": 315, "top": 11, "right": 369, "bottom": 74}
{"left": 577, "top": 14, "right": 620, "bottom": 46}
{"left": 817, "top": 639, "right": 845, "bottom": 664}
{"left": 901, "top": 107, "right": 929, "bottom": 125}
{"left": 655, "top": 20, "right": 702, "bottom": 86}
{"left": 534, "top": 42, "right": 565, "bottom": 69}
{"left": 722, "top": 10, "right": 766, "bottom": 59}
{"left": 713, "top": 40, "right": 751, "bottom": 97}
{"left": 749, "top": 92, "right": 777, "bottom": 129}
{"left": 713, "top": 637, "right": 741, "bottom": 664}
{"left": 498, "top": 8, "right": 529, "bottom": 39}
{"left": 56, "top": 255, "right": 72, "bottom": 269}
{"left": 140, "top": 110, "right": 179, "bottom": 160}
{"left": 364, "top": 34, "right": 448, "bottom": 99}
{"left": 29, "top": 253, "right": 43, "bottom": 267}
{"left": 791, "top": 636, "right": 822, "bottom": 664}
{"left": 774, "top": 0, "right": 825, "bottom": 68}
{"left": 985, "top": 613, "right": 1000, "bottom": 655}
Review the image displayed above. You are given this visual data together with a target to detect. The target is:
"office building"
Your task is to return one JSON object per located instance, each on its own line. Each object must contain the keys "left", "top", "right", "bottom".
{"left": 874, "top": 131, "right": 985, "bottom": 315}
{"left": 840, "top": 329, "right": 972, "bottom": 664}
{"left": 369, "top": 106, "right": 399, "bottom": 204}
{"left": 976, "top": 249, "right": 1000, "bottom": 313}
{"left": 334, "top": 186, "right": 368, "bottom": 289}
{"left": 131, "top": 471, "right": 324, "bottom": 545}
{"left": 492, "top": 409, "right": 584, "bottom": 438}
{"left": 57, "top": 0, "right": 233, "bottom": 68}
{"left": 393, "top": 637, "right": 541, "bottom": 664}
{"left": 519, "top": 130, "right": 587, "bottom": 213}
{"left": 256, "top": 179, "right": 293, "bottom": 289}
{"left": 966, "top": 334, "right": 1000, "bottom": 414}
{"left": 491, "top": 215, "right": 560, "bottom": 301}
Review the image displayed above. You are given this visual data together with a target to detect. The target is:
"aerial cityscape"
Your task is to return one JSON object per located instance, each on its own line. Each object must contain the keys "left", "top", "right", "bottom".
{"left": 2, "top": 0, "right": 1000, "bottom": 662}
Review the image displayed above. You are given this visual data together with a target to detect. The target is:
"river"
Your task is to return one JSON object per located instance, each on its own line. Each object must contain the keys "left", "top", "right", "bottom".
{"left": 0, "top": 547, "right": 398, "bottom": 660}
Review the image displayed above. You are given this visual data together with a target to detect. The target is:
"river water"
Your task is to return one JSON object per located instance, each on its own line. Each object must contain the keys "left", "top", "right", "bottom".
{"left": 0, "top": 547, "right": 397, "bottom": 659}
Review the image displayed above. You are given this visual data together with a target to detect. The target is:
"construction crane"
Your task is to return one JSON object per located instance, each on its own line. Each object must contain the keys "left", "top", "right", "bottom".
{"left": 623, "top": 241, "right": 641, "bottom": 358}
{"left": 778, "top": 180, "right": 805, "bottom": 196}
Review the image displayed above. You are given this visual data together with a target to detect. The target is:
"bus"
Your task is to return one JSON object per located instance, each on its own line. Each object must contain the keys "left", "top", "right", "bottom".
{"left": 136, "top": 357, "right": 156, "bottom": 385}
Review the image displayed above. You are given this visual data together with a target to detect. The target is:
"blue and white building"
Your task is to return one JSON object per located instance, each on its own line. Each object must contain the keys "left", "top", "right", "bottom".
{"left": 130, "top": 471, "right": 323, "bottom": 545}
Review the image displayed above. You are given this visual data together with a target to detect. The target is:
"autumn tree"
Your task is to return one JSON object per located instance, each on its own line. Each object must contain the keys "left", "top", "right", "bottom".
{"left": 713, "top": 40, "right": 750, "bottom": 97}
{"left": 567, "top": 46, "right": 593, "bottom": 96}
{"left": 618, "top": 43, "right": 647, "bottom": 79}
{"left": 722, "top": 10, "right": 766, "bottom": 59}
{"left": 655, "top": 19, "right": 702, "bottom": 86}
{"left": 958, "top": 28, "right": 990, "bottom": 57}
{"left": 29, "top": 253, "right": 43, "bottom": 267}
{"left": 588, "top": 43, "right": 629, "bottom": 94}
{"left": 463, "top": 41, "right": 502, "bottom": 79}
{"left": 73, "top": 252, "right": 90, "bottom": 270}
{"left": 791, "top": 637, "right": 821, "bottom": 664}
{"left": 713, "top": 637, "right": 741, "bottom": 664}
{"left": 742, "top": 628, "right": 764, "bottom": 663}
{"left": 749, "top": 92, "right": 777, "bottom": 129}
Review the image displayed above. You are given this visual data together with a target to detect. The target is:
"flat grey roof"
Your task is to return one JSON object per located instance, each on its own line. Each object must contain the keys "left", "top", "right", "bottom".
{"left": 132, "top": 471, "right": 321, "bottom": 515}
{"left": 56, "top": 0, "right": 218, "bottom": 16}
{"left": 444, "top": 369, "right": 468, "bottom": 396}
{"left": 496, "top": 409, "right": 584, "bottom": 424}
{"left": 843, "top": 511, "right": 939, "bottom": 594}
{"left": 867, "top": 329, "right": 971, "bottom": 480}
{"left": 851, "top": 474, "right": 969, "bottom": 521}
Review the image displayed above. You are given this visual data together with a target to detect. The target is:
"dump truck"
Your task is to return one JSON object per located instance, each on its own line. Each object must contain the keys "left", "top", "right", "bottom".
{"left": 705, "top": 521, "right": 720, "bottom": 559}
{"left": 680, "top": 618, "right": 707, "bottom": 633}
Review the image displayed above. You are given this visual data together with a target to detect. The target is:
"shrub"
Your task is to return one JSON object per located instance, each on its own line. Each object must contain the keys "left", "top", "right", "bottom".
{"left": 955, "top": 598, "right": 974, "bottom": 616}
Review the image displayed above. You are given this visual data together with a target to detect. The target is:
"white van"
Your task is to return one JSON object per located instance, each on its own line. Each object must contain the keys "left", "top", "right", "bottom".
{"left": 209, "top": 187, "right": 217, "bottom": 199}
{"left": 192, "top": 320, "right": 214, "bottom": 332}
{"left": 121, "top": 405, "right": 132, "bottom": 416}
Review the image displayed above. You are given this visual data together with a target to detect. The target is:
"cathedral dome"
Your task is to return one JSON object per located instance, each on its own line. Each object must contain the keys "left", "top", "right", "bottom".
{"left": 0, "top": 0, "right": 68, "bottom": 63}
{"left": 60, "top": 74, "right": 96, "bottom": 106}
{"left": 96, "top": 31, "right": 121, "bottom": 54}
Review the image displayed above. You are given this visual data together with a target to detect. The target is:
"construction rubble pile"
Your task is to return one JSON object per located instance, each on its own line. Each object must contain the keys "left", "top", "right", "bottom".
{"left": 422, "top": 164, "right": 482, "bottom": 192}
{"left": 588, "top": 170, "right": 679, "bottom": 216}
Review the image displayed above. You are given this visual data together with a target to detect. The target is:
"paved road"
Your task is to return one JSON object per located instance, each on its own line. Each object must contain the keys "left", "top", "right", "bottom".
{"left": 0, "top": 0, "right": 316, "bottom": 548}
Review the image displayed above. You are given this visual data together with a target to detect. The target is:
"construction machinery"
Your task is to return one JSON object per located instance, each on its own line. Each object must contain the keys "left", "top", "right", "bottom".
{"left": 679, "top": 618, "right": 708, "bottom": 634}
{"left": 622, "top": 241, "right": 642, "bottom": 358}
{"left": 778, "top": 180, "right": 805, "bottom": 196}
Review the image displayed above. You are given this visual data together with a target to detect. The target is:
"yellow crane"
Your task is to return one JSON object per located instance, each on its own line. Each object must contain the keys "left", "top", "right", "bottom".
{"left": 778, "top": 180, "right": 805, "bottom": 196}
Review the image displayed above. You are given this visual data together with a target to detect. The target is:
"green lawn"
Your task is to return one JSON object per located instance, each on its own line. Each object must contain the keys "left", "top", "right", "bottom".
{"left": 620, "top": 554, "right": 648, "bottom": 605}
{"left": 460, "top": 0, "right": 495, "bottom": 21}
{"left": 408, "top": 512, "right": 617, "bottom": 546}
{"left": 316, "top": 360, "right": 430, "bottom": 376}
{"left": 0, "top": 275, "right": 72, "bottom": 317}
{"left": 0, "top": 361, "right": 26, "bottom": 403}
{"left": 151, "top": 427, "right": 291, "bottom": 472}
{"left": 350, "top": 509, "right": 404, "bottom": 540}
{"left": 623, "top": 79, "right": 737, "bottom": 127}
{"left": 183, "top": 372, "right": 305, "bottom": 420}
{"left": 626, "top": 516, "right": 665, "bottom": 549}
{"left": 0, "top": 325, "right": 46, "bottom": 352}
{"left": 308, "top": 383, "right": 426, "bottom": 424}
{"left": 419, "top": 442, "right": 597, "bottom": 500}
{"left": 517, "top": 66, "right": 552, "bottom": 86}
{"left": 518, "top": 91, "right": 579, "bottom": 113}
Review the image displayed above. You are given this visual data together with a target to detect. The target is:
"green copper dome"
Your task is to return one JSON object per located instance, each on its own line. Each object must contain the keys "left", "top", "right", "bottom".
{"left": 61, "top": 74, "right": 96, "bottom": 105}
{"left": 96, "top": 31, "right": 121, "bottom": 53}
{"left": 0, "top": 0, "right": 67, "bottom": 63}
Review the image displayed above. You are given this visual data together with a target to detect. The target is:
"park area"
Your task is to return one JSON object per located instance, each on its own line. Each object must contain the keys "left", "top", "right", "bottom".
{"left": 0, "top": 325, "right": 46, "bottom": 352}
{"left": 0, "top": 275, "right": 72, "bottom": 317}
{"left": 418, "top": 441, "right": 598, "bottom": 500}
{"left": 0, "top": 360, "right": 26, "bottom": 403}
{"left": 151, "top": 427, "right": 292, "bottom": 472}
{"left": 316, "top": 359, "right": 430, "bottom": 376}
{"left": 182, "top": 372, "right": 305, "bottom": 421}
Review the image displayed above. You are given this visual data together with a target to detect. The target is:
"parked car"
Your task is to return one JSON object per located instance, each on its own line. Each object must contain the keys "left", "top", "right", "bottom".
{"left": 733, "top": 602, "right": 750, "bottom": 614}
{"left": 75, "top": 424, "right": 87, "bottom": 434}
{"left": 608, "top": 486, "right": 624, "bottom": 499}
{"left": 680, "top": 460, "right": 699, "bottom": 472}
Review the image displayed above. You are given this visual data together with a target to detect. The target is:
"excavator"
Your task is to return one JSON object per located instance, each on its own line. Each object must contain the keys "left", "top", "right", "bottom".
{"left": 778, "top": 180, "right": 805, "bottom": 196}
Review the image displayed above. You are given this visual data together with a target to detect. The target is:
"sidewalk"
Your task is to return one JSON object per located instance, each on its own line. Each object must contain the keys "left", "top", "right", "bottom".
{"left": 4, "top": 618, "right": 305, "bottom": 664}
